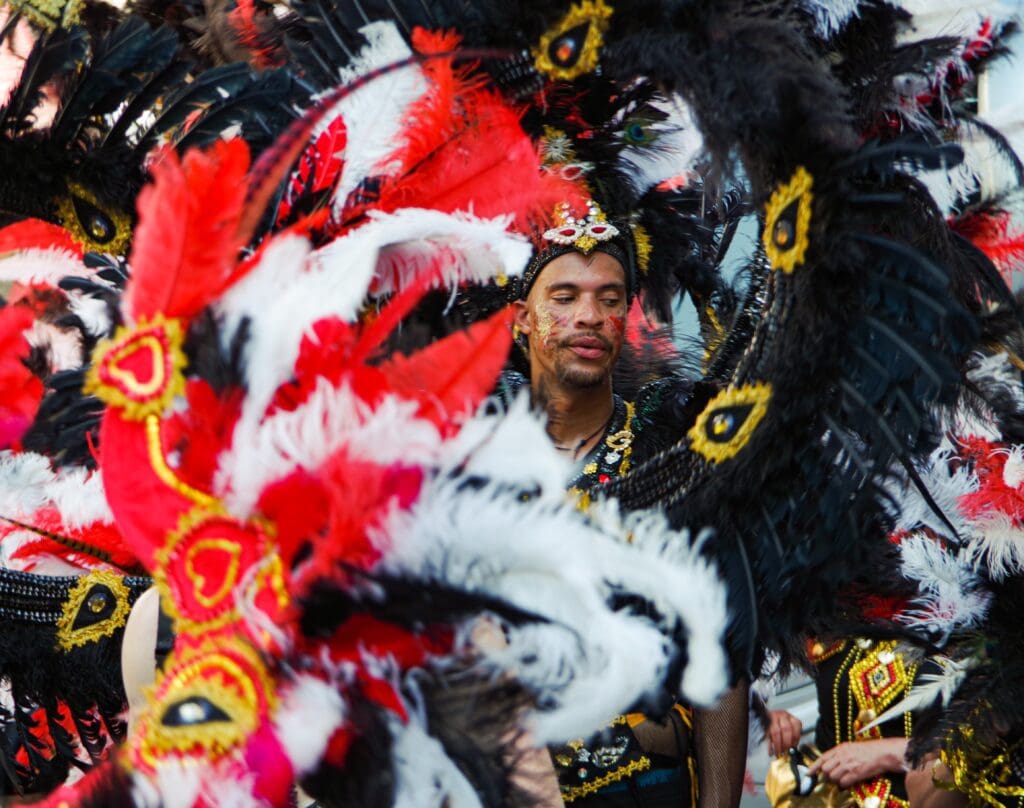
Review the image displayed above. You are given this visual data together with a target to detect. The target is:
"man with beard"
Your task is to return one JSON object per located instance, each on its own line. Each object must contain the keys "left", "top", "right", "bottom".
{"left": 502, "top": 206, "right": 748, "bottom": 808}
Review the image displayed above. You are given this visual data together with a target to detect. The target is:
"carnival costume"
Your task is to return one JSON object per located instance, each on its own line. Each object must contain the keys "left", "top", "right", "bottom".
{"left": 0, "top": 0, "right": 1021, "bottom": 804}
{"left": 0, "top": 16, "right": 740, "bottom": 803}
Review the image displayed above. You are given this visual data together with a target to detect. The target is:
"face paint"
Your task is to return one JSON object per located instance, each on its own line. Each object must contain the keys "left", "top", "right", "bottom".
{"left": 535, "top": 306, "right": 556, "bottom": 345}
{"left": 524, "top": 251, "right": 627, "bottom": 392}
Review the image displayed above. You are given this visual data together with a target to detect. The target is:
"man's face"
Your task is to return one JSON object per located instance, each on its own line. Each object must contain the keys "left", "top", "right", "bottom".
{"left": 515, "top": 250, "right": 627, "bottom": 391}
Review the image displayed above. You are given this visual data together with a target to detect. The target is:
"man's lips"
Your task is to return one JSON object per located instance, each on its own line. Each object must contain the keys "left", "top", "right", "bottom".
{"left": 566, "top": 336, "right": 609, "bottom": 359}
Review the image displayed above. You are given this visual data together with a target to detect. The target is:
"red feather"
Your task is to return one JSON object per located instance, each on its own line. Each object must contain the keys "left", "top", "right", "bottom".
{"left": 380, "top": 306, "right": 514, "bottom": 432}
{"left": 373, "top": 55, "right": 583, "bottom": 231}
{"left": 227, "top": 0, "right": 278, "bottom": 68}
{"left": 952, "top": 209, "right": 1024, "bottom": 285}
{"left": 125, "top": 139, "right": 251, "bottom": 323}
{"left": 163, "top": 380, "right": 243, "bottom": 492}
{"left": 0, "top": 218, "right": 82, "bottom": 256}
{"left": 959, "top": 436, "right": 1024, "bottom": 525}
{"left": 276, "top": 115, "right": 348, "bottom": 225}
{"left": 0, "top": 305, "right": 42, "bottom": 448}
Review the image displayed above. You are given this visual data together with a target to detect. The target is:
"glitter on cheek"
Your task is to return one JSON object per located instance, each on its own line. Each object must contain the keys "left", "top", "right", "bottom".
{"left": 534, "top": 307, "right": 555, "bottom": 345}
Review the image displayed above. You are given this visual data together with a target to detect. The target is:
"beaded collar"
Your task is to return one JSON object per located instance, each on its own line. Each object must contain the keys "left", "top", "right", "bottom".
{"left": 568, "top": 394, "right": 636, "bottom": 495}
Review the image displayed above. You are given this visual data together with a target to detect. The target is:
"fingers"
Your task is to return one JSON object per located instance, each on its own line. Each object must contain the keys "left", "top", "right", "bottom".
{"left": 767, "top": 710, "right": 803, "bottom": 756}
{"left": 783, "top": 713, "right": 803, "bottom": 750}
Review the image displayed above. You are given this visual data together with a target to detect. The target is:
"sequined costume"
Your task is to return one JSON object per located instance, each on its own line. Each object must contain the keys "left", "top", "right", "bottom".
{"left": 809, "top": 639, "right": 937, "bottom": 808}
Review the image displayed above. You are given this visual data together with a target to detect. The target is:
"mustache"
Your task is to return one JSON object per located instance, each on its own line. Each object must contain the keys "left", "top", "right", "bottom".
{"left": 558, "top": 332, "right": 613, "bottom": 350}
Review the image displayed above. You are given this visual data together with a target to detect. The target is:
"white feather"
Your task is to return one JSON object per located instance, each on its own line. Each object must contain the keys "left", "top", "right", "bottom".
{"left": 0, "top": 248, "right": 84, "bottom": 286}
{"left": 365, "top": 209, "right": 533, "bottom": 297}
{"left": 274, "top": 675, "right": 347, "bottom": 775}
{"left": 379, "top": 479, "right": 728, "bottom": 743}
{"left": 798, "top": 0, "right": 862, "bottom": 37}
{"left": 217, "top": 380, "right": 442, "bottom": 516}
{"left": 885, "top": 441, "right": 977, "bottom": 540}
{"left": 217, "top": 210, "right": 529, "bottom": 463}
{"left": 860, "top": 655, "right": 976, "bottom": 732}
{"left": 966, "top": 352, "right": 1024, "bottom": 415}
{"left": 897, "top": 535, "right": 991, "bottom": 632}
{"left": 963, "top": 510, "right": 1024, "bottom": 579}
{"left": 436, "top": 393, "right": 571, "bottom": 499}
{"left": 322, "top": 22, "right": 427, "bottom": 214}
{"left": 0, "top": 451, "right": 113, "bottom": 528}
{"left": 390, "top": 714, "right": 483, "bottom": 808}
{"left": 895, "top": 0, "right": 1011, "bottom": 40}
{"left": 67, "top": 291, "right": 113, "bottom": 338}
{"left": 26, "top": 320, "right": 84, "bottom": 373}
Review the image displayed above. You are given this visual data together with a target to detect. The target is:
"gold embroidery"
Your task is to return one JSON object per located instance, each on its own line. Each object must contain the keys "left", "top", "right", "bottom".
{"left": 688, "top": 383, "right": 772, "bottom": 464}
{"left": 9, "top": 0, "right": 82, "bottom": 34}
{"left": 562, "top": 756, "right": 652, "bottom": 803}
{"left": 533, "top": 0, "right": 614, "bottom": 81}
{"left": 184, "top": 538, "right": 243, "bottom": 609}
{"left": 54, "top": 181, "right": 132, "bottom": 256}
{"left": 86, "top": 315, "right": 188, "bottom": 421}
{"left": 764, "top": 167, "right": 814, "bottom": 274}
{"left": 632, "top": 224, "right": 652, "bottom": 274}
{"left": 55, "top": 570, "right": 133, "bottom": 651}
{"left": 137, "top": 638, "right": 277, "bottom": 768}
{"left": 849, "top": 641, "right": 908, "bottom": 729}
{"left": 943, "top": 732, "right": 1024, "bottom": 807}
{"left": 146, "top": 415, "right": 221, "bottom": 509}
{"left": 808, "top": 639, "right": 848, "bottom": 664}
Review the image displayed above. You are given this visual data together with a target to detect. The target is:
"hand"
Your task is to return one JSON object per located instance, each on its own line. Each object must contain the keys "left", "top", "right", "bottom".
{"left": 766, "top": 710, "right": 803, "bottom": 757}
{"left": 808, "top": 739, "right": 907, "bottom": 788}
{"left": 905, "top": 758, "right": 968, "bottom": 808}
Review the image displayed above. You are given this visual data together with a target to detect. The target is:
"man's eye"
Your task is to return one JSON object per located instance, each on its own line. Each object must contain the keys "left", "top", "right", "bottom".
{"left": 552, "top": 296, "right": 574, "bottom": 304}
{"left": 601, "top": 298, "right": 621, "bottom": 307}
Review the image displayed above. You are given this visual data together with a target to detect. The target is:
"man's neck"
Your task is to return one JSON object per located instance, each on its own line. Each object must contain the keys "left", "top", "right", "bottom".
{"left": 533, "top": 375, "right": 614, "bottom": 459}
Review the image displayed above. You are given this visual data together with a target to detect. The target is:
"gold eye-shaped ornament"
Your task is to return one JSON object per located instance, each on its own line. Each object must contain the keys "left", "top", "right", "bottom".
{"left": 532, "top": 0, "right": 614, "bottom": 81}
{"left": 688, "top": 382, "right": 773, "bottom": 464}
{"left": 56, "top": 570, "right": 133, "bottom": 651}
{"left": 54, "top": 181, "right": 132, "bottom": 256}
{"left": 136, "top": 640, "right": 276, "bottom": 768}
{"left": 763, "top": 167, "right": 813, "bottom": 274}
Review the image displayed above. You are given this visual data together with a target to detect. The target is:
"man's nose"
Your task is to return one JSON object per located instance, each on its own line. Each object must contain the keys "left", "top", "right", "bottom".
{"left": 574, "top": 296, "right": 603, "bottom": 327}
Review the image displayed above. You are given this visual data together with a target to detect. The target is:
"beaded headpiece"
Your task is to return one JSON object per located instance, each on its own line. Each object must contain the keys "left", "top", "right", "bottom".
{"left": 520, "top": 200, "right": 637, "bottom": 300}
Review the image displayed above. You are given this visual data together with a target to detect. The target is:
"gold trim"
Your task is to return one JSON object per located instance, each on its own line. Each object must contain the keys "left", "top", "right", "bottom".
{"left": 55, "top": 570, "right": 133, "bottom": 651}
{"left": 763, "top": 167, "right": 814, "bottom": 274}
{"left": 184, "top": 538, "right": 243, "bottom": 609}
{"left": 145, "top": 414, "right": 221, "bottom": 509}
{"left": 85, "top": 315, "right": 187, "bottom": 421}
{"left": 532, "top": 0, "right": 614, "bottom": 81}
{"left": 943, "top": 732, "right": 1024, "bottom": 806}
{"left": 155, "top": 506, "right": 239, "bottom": 634}
{"left": 137, "top": 638, "right": 277, "bottom": 768}
{"left": 688, "top": 382, "right": 772, "bottom": 464}
{"left": 808, "top": 639, "right": 848, "bottom": 664}
{"left": 54, "top": 181, "right": 131, "bottom": 256}
{"left": 849, "top": 640, "right": 908, "bottom": 723}
{"left": 632, "top": 223, "right": 652, "bottom": 274}
{"left": 562, "top": 756, "right": 652, "bottom": 803}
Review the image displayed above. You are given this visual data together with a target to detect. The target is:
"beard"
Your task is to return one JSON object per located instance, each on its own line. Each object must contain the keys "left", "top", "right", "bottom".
{"left": 556, "top": 360, "right": 609, "bottom": 389}
{"left": 554, "top": 333, "right": 614, "bottom": 389}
